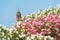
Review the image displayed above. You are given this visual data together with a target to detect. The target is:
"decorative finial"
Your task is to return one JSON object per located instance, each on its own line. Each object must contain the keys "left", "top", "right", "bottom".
{"left": 17, "top": 8, "right": 20, "bottom": 12}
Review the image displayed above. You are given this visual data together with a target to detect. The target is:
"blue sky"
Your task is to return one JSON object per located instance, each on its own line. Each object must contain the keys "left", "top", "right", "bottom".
{"left": 0, "top": 0, "right": 60, "bottom": 28}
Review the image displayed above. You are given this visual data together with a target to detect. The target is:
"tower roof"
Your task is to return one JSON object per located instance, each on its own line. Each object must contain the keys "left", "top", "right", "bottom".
{"left": 16, "top": 8, "right": 21, "bottom": 18}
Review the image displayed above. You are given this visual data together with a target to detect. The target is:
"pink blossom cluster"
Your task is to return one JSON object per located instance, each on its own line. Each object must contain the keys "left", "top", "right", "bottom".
{"left": 20, "top": 12, "right": 60, "bottom": 40}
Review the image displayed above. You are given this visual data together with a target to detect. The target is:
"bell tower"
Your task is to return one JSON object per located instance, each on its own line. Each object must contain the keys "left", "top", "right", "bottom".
{"left": 16, "top": 8, "right": 22, "bottom": 21}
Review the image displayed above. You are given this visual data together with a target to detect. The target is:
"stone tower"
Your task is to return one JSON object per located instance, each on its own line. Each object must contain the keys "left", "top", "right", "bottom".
{"left": 16, "top": 8, "right": 23, "bottom": 21}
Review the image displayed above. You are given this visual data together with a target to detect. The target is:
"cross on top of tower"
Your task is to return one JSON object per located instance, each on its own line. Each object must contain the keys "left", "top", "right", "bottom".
{"left": 17, "top": 8, "right": 20, "bottom": 12}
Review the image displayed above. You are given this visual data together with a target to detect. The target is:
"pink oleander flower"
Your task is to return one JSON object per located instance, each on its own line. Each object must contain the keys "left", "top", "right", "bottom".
{"left": 41, "top": 29, "right": 47, "bottom": 32}
{"left": 31, "top": 30, "right": 37, "bottom": 34}
{"left": 40, "top": 29, "right": 47, "bottom": 35}
{"left": 48, "top": 25, "right": 52, "bottom": 29}
{"left": 54, "top": 28, "right": 59, "bottom": 32}
{"left": 46, "top": 29, "right": 51, "bottom": 34}
{"left": 20, "top": 22, "right": 28, "bottom": 28}
{"left": 32, "top": 21, "right": 36, "bottom": 25}
{"left": 55, "top": 23, "right": 60, "bottom": 28}
{"left": 54, "top": 37, "right": 57, "bottom": 40}
{"left": 58, "top": 33, "right": 60, "bottom": 36}
{"left": 40, "top": 31, "right": 46, "bottom": 36}
{"left": 36, "top": 21, "right": 44, "bottom": 28}
{"left": 27, "top": 32, "right": 31, "bottom": 36}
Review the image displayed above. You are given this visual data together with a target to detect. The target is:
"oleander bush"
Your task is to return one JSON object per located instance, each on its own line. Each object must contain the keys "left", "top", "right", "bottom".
{"left": 0, "top": 5, "right": 60, "bottom": 40}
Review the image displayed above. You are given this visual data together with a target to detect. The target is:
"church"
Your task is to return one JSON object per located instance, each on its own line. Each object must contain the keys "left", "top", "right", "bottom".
{"left": 14, "top": 9, "right": 24, "bottom": 27}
